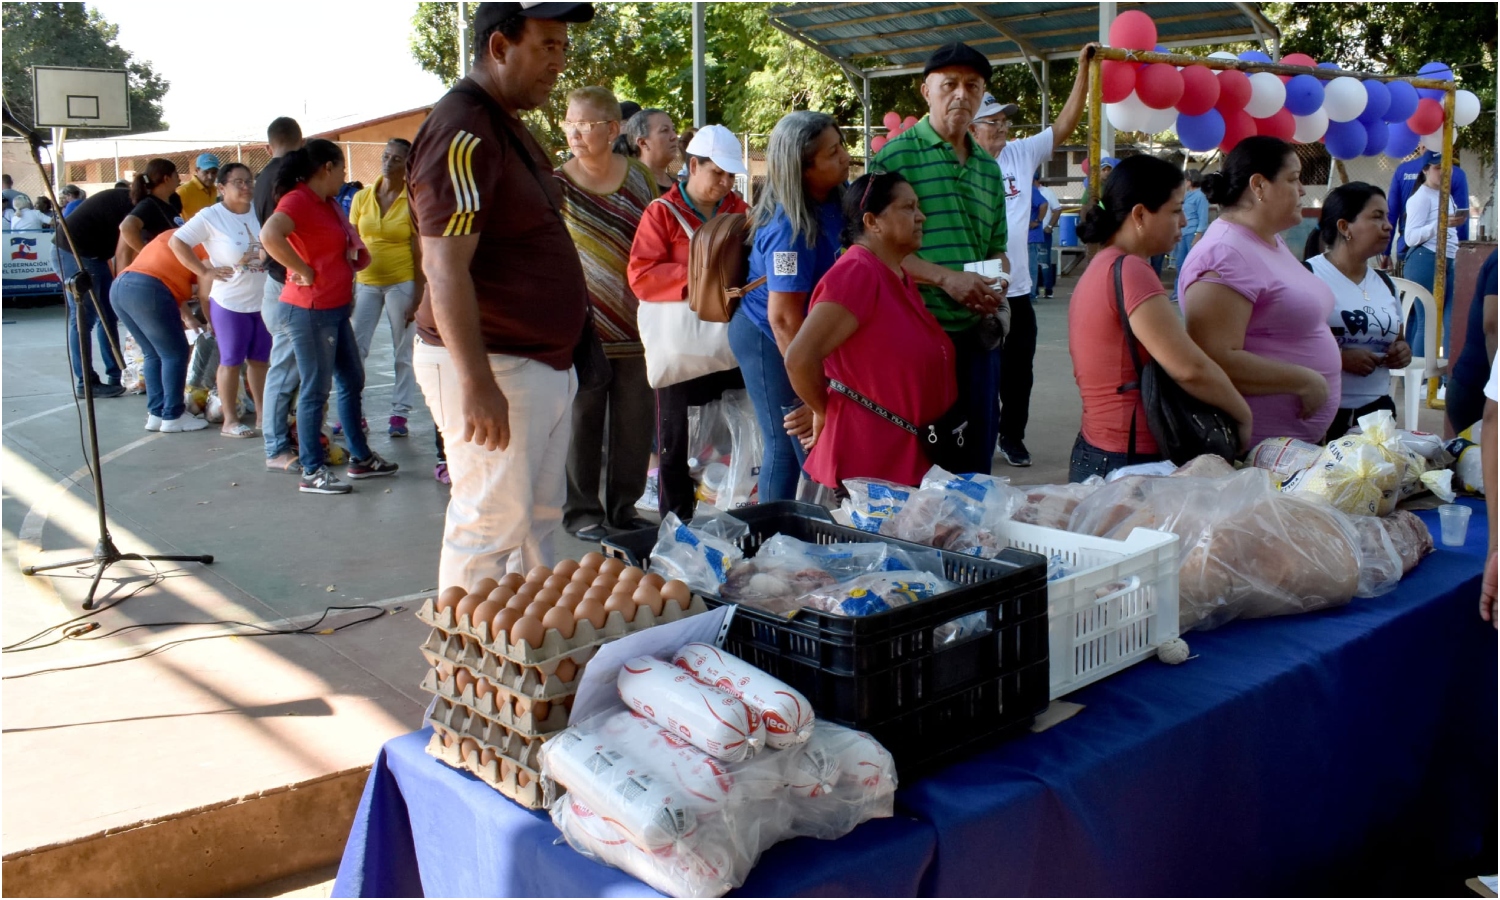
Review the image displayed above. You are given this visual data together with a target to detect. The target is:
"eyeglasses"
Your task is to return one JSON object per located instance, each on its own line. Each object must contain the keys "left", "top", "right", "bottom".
{"left": 223, "top": 179, "right": 253, "bottom": 189}
{"left": 562, "top": 120, "right": 613, "bottom": 136}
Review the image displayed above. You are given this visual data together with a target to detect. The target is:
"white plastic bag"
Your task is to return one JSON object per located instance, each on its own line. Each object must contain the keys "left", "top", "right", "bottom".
{"left": 1283, "top": 411, "right": 1405, "bottom": 516}
{"left": 646, "top": 511, "right": 746, "bottom": 596}
{"left": 639, "top": 300, "right": 736, "bottom": 389}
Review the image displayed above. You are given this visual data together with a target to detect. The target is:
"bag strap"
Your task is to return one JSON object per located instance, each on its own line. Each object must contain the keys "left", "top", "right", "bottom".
{"left": 1111, "top": 254, "right": 1145, "bottom": 464}
{"left": 651, "top": 197, "right": 697, "bottom": 240}
{"left": 827, "top": 379, "right": 918, "bottom": 436}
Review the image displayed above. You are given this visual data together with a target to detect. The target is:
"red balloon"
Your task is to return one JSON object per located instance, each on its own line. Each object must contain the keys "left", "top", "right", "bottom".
{"left": 1408, "top": 97, "right": 1445, "bottom": 135}
{"left": 1109, "top": 10, "right": 1157, "bottom": 51}
{"left": 871, "top": 135, "right": 889, "bottom": 153}
{"left": 1254, "top": 108, "right": 1296, "bottom": 142}
{"left": 1176, "top": 65, "right": 1221, "bottom": 116}
{"left": 902, "top": 115, "right": 919, "bottom": 132}
{"left": 1136, "top": 63, "right": 1184, "bottom": 110}
{"left": 882, "top": 111, "right": 900, "bottom": 131}
{"left": 1215, "top": 69, "right": 1252, "bottom": 112}
{"left": 1100, "top": 60, "right": 1137, "bottom": 104}
{"left": 1219, "top": 108, "right": 1257, "bottom": 152}
{"left": 1282, "top": 53, "right": 1317, "bottom": 69}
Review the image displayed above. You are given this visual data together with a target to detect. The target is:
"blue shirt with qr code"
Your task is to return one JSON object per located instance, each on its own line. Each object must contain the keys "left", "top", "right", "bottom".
{"left": 741, "top": 198, "right": 846, "bottom": 345}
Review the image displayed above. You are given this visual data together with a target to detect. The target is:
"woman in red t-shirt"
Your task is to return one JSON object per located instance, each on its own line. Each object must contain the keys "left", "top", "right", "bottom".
{"left": 1066, "top": 155, "right": 1251, "bottom": 482}
{"left": 784, "top": 171, "right": 957, "bottom": 489}
{"left": 261, "top": 139, "right": 397, "bottom": 495}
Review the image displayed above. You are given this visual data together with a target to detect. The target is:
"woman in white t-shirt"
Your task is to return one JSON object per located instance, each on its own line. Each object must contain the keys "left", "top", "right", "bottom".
{"left": 169, "top": 163, "right": 270, "bottom": 438}
{"left": 1401, "top": 152, "right": 1459, "bottom": 357}
{"left": 1308, "top": 182, "right": 1411, "bottom": 441}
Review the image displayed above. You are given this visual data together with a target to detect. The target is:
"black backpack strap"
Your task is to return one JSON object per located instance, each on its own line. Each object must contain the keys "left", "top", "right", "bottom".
{"left": 1112, "top": 255, "right": 1146, "bottom": 463}
{"left": 1374, "top": 268, "right": 1397, "bottom": 298}
{"left": 828, "top": 379, "right": 918, "bottom": 436}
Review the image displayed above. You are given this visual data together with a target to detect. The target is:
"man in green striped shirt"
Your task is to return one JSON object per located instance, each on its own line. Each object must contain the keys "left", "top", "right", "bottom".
{"left": 874, "top": 41, "right": 1010, "bottom": 474}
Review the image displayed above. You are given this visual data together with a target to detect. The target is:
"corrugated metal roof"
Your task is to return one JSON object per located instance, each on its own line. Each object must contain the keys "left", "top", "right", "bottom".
{"left": 769, "top": 2, "right": 1279, "bottom": 77}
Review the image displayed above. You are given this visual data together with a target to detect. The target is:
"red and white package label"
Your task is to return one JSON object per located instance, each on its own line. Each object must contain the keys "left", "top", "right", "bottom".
{"left": 596, "top": 710, "right": 736, "bottom": 809}
{"left": 672, "top": 643, "right": 814, "bottom": 748}
{"left": 618, "top": 655, "right": 762, "bottom": 762}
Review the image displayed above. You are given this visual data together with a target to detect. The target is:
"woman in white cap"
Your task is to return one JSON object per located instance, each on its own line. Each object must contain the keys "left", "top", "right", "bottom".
{"left": 627, "top": 123, "right": 748, "bottom": 522}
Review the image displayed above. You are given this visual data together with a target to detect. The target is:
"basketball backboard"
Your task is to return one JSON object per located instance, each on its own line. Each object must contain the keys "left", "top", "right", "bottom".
{"left": 32, "top": 66, "right": 130, "bottom": 130}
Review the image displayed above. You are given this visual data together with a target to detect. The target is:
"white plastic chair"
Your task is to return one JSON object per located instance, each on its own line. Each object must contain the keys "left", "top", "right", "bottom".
{"left": 1387, "top": 277, "right": 1444, "bottom": 430}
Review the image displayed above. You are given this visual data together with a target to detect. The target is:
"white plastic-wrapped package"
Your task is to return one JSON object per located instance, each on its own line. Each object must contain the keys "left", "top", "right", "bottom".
{"left": 646, "top": 511, "right": 746, "bottom": 596}
{"left": 885, "top": 466, "right": 1022, "bottom": 558}
{"left": 594, "top": 710, "right": 737, "bottom": 810}
{"left": 839, "top": 477, "right": 917, "bottom": 532}
{"left": 540, "top": 726, "right": 698, "bottom": 851}
{"left": 798, "top": 570, "right": 953, "bottom": 617}
{"left": 555, "top": 795, "right": 737, "bottom": 898}
{"left": 1009, "top": 478, "right": 1104, "bottom": 529}
{"left": 719, "top": 534, "right": 946, "bottom": 616}
{"left": 1283, "top": 411, "right": 1406, "bottom": 516}
{"left": 618, "top": 655, "right": 764, "bottom": 761}
{"left": 672, "top": 643, "right": 814, "bottom": 749}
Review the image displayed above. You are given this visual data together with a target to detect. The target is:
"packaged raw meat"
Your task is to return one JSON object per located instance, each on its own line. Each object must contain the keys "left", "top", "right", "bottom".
{"left": 672, "top": 643, "right": 814, "bottom": 749}
{"left": 617, "top": 655, "right": 764, "bottom": 761}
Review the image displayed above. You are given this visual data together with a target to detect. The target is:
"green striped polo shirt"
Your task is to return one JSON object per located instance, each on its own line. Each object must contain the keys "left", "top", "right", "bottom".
{"left": 873, "top": 115, "right": 1007, "bottom": 331}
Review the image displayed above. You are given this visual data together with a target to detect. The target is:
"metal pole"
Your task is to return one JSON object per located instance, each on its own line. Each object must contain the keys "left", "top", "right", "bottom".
{"left": 1098, "top": 2, "right": 1116, "bottom": 161}
{"left": 114, "top": 141, "right": 120, "bottom": 184}
{"left": 52, "top": 127, "right": 66, "bottom": 194}
{"left": 1428, "top": 87, "right": 1457, "bottom": 409}
{"left": 458, "top": 1, "right": 470, "bottom": 78}
{"left": 692, "top": 2, "right": 707, "bottom": 128}
{"left": 1040, "top": 57, "right": 1051, "bottom": 128}
{"left": 1086, "top": 53, "right": 1102, "bottom": 209}
{"left": 863, "top": 75, "right": 872, "bottom": 163}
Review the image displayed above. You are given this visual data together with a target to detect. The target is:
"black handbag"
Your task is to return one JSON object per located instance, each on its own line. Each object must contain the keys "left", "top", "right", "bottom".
{"left": 1111, "top": 256, "right": 1239, "bottom": 466}
{"left": 827, "top": 379, "right": 971, "bottom": 473}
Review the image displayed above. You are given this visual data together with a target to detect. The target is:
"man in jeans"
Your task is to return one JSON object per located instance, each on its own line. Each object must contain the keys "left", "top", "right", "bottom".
{"left": 53, "top": 185, "right": 135, "bottom": 398}
{"left": 407, "top": 1, "right": 594, "bottom": 589}
{"left": 253, "top": 116, "right": 304, "bottom": 472}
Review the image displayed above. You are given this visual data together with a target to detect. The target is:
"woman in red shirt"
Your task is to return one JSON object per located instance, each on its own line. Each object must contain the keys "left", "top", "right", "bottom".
{"left": 1066, "top": 155, "right": 1251, "bottom": 481}
{"left": 783, "top": 172, "right": 957, "bottom": 489}
{"left": 261, "top": 139, "right": 398, "bottom": 495}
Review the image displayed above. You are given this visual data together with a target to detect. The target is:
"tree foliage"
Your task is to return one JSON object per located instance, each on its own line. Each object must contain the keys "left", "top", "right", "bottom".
{"left": 1, "top": 2, "right": 169, "bottom": 137}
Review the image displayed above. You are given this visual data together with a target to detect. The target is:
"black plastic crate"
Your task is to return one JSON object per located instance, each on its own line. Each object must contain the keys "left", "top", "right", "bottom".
{"left": 602, "top": 502, "right": 1050, "bottom": 771}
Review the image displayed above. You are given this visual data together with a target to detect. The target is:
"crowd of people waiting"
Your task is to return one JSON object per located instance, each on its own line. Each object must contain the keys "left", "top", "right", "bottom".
{"left": 36, "top": 2, "right": 1498, "bottom": 607}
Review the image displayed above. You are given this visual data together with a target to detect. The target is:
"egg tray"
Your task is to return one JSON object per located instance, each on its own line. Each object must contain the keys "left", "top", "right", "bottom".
{"left": 420, "top": 667, "right": 572, "bottom": 737}
{"left": 416, "top": 593, "right": 709, "bottom": 667}
{"left": 425, "top": 725, "right": 546, "bottom": 810}
{"left": 420, "top": 628, "right": 583, "bottom": 701}
{"left": 427, "top": 695, "right": 550, "bottom": 770}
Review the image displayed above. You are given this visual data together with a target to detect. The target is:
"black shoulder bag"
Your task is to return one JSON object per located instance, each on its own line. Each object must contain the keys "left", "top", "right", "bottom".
{"left": 827, "top": 380, "right": 971, "bottom": 473}
{"left": 1112, "top": 256, "right": 1239, "bottom": 466}
{"left": 450, "top": 82, "right": 611, "bottom": 392}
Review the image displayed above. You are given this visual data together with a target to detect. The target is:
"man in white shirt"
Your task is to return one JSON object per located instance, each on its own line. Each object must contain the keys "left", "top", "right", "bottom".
{"left": 968, "top": 45, "right": 1094, "bottom": 467}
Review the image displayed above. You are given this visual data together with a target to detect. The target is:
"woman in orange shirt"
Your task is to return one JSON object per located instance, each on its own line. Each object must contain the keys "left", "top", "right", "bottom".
{"left": 110, "top": 229, "right": 211, "bottom": 432}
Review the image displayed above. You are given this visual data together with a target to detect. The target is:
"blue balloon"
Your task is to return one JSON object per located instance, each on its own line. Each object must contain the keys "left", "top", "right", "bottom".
{"left": 1177, "top": 109, "right": 1226, "bottom": 151}
{"left": 1362, "top": 120, "right": 1388, "bottom": 156}
{"left": 1284, "top": 74, "right": 1325, "bottom": 116}
{"left": 1361, "top": 80, "right": 1391, "bottom": 123}
{"left": 1417, "top": 61, "right": 1454, "bottom": 101}
{"left": 1239, "top": 50, "right": 1272, "bottom": 63}
{"left": 1324, "top": 119, "right": 1366, "bottom": 160}
{"left": 1385, "top": 121, "right": 1421, "bottom": 158}
{"left": 1384, "top": 80, "right": 1419, "bottom": 123}
{"left": 1316, "top": 61, "right": 1341, "bottom": 70}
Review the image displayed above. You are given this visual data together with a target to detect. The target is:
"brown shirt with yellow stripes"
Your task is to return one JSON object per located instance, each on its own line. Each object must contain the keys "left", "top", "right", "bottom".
{"left": 408, "top": 77, "right": 586, "bottom": 370}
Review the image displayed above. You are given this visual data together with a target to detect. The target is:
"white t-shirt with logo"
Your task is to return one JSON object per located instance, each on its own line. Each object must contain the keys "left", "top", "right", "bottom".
{"left": 995, "top": 128, "right": 1054, "bottom": 298}
{"left": 172, "top": 203, "right": 265, "bottom": 313}
{"left": 1309, "top": 253, "right": 1403, "bottom": 408}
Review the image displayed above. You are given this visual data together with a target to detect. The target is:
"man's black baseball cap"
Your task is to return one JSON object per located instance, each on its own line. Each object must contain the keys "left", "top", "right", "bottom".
{"left": 923, "top": 42, "right": 993, "bottom": 81}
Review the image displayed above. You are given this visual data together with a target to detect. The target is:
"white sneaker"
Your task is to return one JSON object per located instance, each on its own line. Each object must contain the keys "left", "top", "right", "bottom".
{"left": 145, "top": 414, "right": 163, "bottom": 432}
{"left": 160, "top": 416, "right": 209, "bottom": 433}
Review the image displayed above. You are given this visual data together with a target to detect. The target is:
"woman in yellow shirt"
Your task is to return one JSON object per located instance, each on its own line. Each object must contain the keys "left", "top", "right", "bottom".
{"left": 349, "top": 138, "right": 425, "bottom": 437}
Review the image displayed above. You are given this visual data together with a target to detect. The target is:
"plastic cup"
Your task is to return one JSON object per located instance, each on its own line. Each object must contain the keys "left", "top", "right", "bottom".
{"left": 1437, "top": 504, "right": 1472, "bottom": 547}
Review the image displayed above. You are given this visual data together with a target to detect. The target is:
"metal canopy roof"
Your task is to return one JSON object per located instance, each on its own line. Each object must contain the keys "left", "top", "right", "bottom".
{"left": 767, "top": 2, "right": 1280, "bottom": 79}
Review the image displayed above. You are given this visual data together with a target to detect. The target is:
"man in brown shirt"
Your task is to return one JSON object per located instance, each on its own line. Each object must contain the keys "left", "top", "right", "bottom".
{"left": 409, "top": 0, "right": 593, "bottom": 588}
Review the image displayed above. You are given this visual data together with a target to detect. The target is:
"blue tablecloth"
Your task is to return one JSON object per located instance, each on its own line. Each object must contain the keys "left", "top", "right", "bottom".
{"left": 335, "top": 501, "right": 1495, "bottom": 897}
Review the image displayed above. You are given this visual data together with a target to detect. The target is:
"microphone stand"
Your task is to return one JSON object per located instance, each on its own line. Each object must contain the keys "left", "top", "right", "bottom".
{"left": 7, "top": 104, "right": 213, "bottom": 609}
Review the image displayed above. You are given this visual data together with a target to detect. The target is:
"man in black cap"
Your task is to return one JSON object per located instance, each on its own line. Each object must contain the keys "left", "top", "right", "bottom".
{"left": 873, "top": 41, "right": 1010, "bottom": 475}
{"left": 407, "top": 1, "right": 595, "bottom": 588}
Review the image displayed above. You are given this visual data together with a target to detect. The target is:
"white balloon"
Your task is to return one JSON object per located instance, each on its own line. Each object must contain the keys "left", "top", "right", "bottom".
{"left": 1146, "top": 103, "right": 1178, "bottom": 133}
{"left": 1106, "top": 92, "right": 1155, "bottom": 133}
{"left": 1323, "top": 76, "right": 1368, "bottom": 123}
{"left": 1245, "top": 71, "right": 1287, "bottom": 118}
{"left": 1208, "top": 51, "right": 1238, "bottom": 61}
{"left": 1420, "top": 130, "right": 1445, "bottom": 152}
{"left": 1292, "top": 108, "right": 1329, "bottom": 143}
{"left": 1454, "top": 90, "right": 1481, "bottom": 128}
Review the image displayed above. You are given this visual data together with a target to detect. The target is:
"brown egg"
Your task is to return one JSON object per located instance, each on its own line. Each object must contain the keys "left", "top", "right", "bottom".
{"left": 632, "top": 583, "right": 666, "bottom": 617}
{"left": 505, "top": 594, "right": 532, "bottom": 612}
{"left": 593, "top": 574, "right": 619, "bottom": 594}
{"left": 535, "top": 587, "right": 562, "bottom": 606}
{"left": 570, "top": 566, "right": 598, "bottom": 586}
{"left": 661, "top": 580, "right": 692, "bottom": 611}
{"left": 574, "top": 596, "right": 608, "bottom": 629}
{"left": 498, "top": 572, "right": 526, "bottom": 591}
{"left": 525, "top": 599, "right": 556, "bottom": 620}
{"left": 487, "top": 585, "right": 514, "bottom": 606}
{"left": 526, "top": 565, "right": 553, "bottom": 583}
{"left": 474, "top": 677, "right": 497, "bottom": 702}
{"left": 610, "top": 579, "right": 636, "bottom": 598}
{"left": 459, "top": 737, "right": 479, "bottom": 761}
{"left": 500, "top": 758, "right": 516, "bottom": 781}
{"left": 604, "top": 593, "right": 638, "bottom": 623}
{"left": 441, "top": 731, "right": 457, "bottom": 748}
{"left": 479, "top": 746, "right": 499, "bottom": 767}
{"left": 542, "top": 605, "right": 577, "bottom": 639}
{"left": 543, "top": 574, "right": 571, "bottom": 593}
{"left": 435, "top": 585, "right": 466, "bottom": 614}
{"left": 560, "top": 580, "right": 586, "bottom": 599}
{"left": 533, "top": 700, "right": 552, "bottom": 720}
{"left": 554, "top": 558, "right": 581, "bottom": 578}
{"left": 454, "top": 667, "right": 476, "bottom": 695}
{"left": 472, "top": 577, "right": 499, "bottom": 597}
{"left": 455, "top": 592, "right": 485, "bottom": 628}
{"left": 598, "top": 557, "right": 625, "bottom": 577}
{"left": 491, "top": 606, "right": 522, "bottom": 641}
{"left": 581, "top": 585, "right": 611, "bottom": 606}
{"left": 554, "top": 658, "right": 580, "bottom": 682}
{"left": 469, "top": 599, "right": 504, "bottom": 635}
{"left": 642, "top": 572, "right": 666, "bottom": 590}
{"left": 618, "top": 566, "right": 644, "bottom": 586}
{"left": 510, "top": 615, "right": 546, "bottom": 650}
{"left": 555, "top": 594, "right": 582, "bottom": 613}
{"left": 515, "top": 581, "right": 541, "bottom": 600}
{"left": 516, "top": 768, "right": 533, "bottom": 789}
{"left": 436, "top": 660, "right": 455, "bottom": 679}
{"left": 580, "top": 551, "right": 606, "bottom": 569}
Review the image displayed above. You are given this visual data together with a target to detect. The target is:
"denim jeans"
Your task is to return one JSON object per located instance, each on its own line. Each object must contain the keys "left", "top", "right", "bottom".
{"left": 351, "top": 280, "right": 418, "bottom": 417}
{"left": 1402, "top": 246, "right": 1455, "bottom": 357}
{"left": 260, "top": 278, "right": 302, "bottom": 459}
{"left": 1169, "top": 232, "right": 1195, "bottom": 301}
{"left": 280, "top": 301, "right": 371, "bottom": 475}
{"left": 110, "top": 272, "right": 189, "bottom": 420}
{"left": 54, "top": 249, "right": 122, "bottom": 390}
{"left": 1028, "top": 241, "right": 1054, "bottom": 298}
{"left": 727, "top": 308, "right": 806, "bottom": 502}
{"left": 1068, "top": 432, "right": 1162, "bottom": 483}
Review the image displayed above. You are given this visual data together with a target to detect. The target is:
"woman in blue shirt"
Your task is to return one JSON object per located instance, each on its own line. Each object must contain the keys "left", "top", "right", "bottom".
{"left": 729, "top": 111, "right": 849, "bottom": 502}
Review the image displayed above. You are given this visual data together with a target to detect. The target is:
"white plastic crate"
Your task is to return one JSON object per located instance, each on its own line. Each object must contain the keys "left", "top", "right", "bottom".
{"left": 994, "top": 521, "right": 1180, "bottom": 699}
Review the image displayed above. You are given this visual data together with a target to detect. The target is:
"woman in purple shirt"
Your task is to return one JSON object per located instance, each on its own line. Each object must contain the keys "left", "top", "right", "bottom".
{"left": 1180, "top": 136, "right": 1341, "bottom": 444}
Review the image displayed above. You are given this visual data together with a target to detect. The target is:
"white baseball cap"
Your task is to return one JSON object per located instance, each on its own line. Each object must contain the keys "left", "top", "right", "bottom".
{"left": 976, "top": 93, "right": 1020, "bottom": 121}
{"left": 684, "top": 125, "right": 747, "bottom": 175}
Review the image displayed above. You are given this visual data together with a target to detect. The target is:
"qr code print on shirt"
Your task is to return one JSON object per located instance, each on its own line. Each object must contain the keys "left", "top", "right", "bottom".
{"left": 773, "top": 252, "right": 798, "bottom": 277}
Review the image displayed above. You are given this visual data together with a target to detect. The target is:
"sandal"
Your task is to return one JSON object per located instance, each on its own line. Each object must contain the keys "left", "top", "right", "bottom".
{"left": 266, "top": 451, "right": 299, "bottom": 472}
{"left": 221, "top": 423, "right": 257, "bottom": 439}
